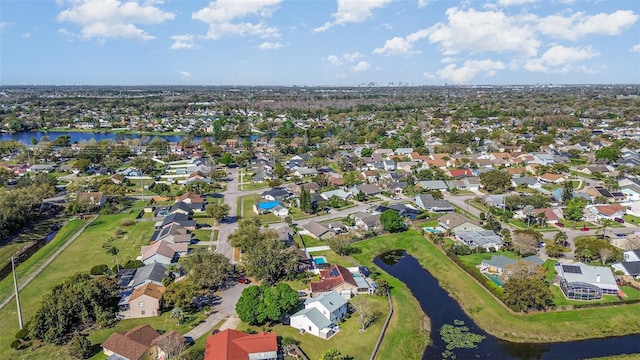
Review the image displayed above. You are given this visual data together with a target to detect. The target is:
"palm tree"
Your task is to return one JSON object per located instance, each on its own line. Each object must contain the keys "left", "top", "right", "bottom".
{"left": 170, "top": 307, "right": 184, "bottom": 325}
{"left": 553, "top": 231, "right": 568, "bottom": 247}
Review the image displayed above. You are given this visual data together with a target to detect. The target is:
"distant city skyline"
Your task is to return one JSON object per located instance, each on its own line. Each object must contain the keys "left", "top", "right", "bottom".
{"left": 1, "top": 0, "right": 639, "bottom": 86}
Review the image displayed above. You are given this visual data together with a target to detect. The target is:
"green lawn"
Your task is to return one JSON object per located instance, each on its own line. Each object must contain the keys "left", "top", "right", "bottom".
{"left": 557, "top": 219, "right": 597, "bottom": 229}
{"left": 0, "top": 242, "right": 29, "bottom": 269}
{"left": 239, "top": 295, "right": 390, "bottom": 360}
{"left": 239, "top": 194, "right": 280, "bottom": 223}
{"left": 241, "top": 182, "right": 269, "bottom": 191}
{"left": 0, "top": 202, "right": 156, "bottom": 358}
{"left": 298, "top": 234, "right": 325, "bottom": 248}
{"left": 350, "top": 229, "right": 640, "bottom": 343}
{"left": 192, "top": 229, "right": 212, "bottom": 242}
{"left": 623, "top": 214, "right": 640, "bottom": 225}
{"left": 458, "top": 251, "right": 520, "bottom": 267}
{"left": 508, "top": 219, "right": 556, "bottom": 231}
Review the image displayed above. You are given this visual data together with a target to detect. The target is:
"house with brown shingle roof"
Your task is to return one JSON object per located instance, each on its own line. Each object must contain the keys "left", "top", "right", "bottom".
{"left": 125, "top": 283, "right": 165, "bottom": 318}
{"left": 204, "top": 329, "right": 278, "bottom": 360}
{"left": 538, "top": 173, "right": 566, "bottom": 184}
{"left": 140, "top": 241, "right": 189, "bottom": 265}
{"left": 176, "top": 191, "right": 204, "bottom": 205}
{"left": 310, "top": 265, "right": 359, "bottom": 298}
{"left": 102, "top": 325, "right": 184, "bottom": 360}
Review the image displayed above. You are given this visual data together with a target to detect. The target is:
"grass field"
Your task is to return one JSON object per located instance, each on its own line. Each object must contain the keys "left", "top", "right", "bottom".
{"left": 238, "top": 194, "right": 280, "bottom": 223}
{"left": 239, "top": 295, "right": 390, "bottom": 360}
{"left": 0, "top": 202, "right": 157, "bottom": 358}
{"left": 352, "top": 229, "right": 640, "bottom": 344}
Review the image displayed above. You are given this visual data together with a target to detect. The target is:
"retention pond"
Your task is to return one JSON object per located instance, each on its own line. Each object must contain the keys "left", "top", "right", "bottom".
{"left": 374, "top": 250, "right": 640, "bottom": 359}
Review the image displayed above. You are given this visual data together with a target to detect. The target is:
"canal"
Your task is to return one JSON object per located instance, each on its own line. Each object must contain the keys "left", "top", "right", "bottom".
{"left": 374, "top": 250, "right": 640, "bottom": 359}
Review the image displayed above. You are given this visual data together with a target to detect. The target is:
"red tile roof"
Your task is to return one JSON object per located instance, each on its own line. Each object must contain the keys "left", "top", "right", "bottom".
{"left": 204, "top": 329, "right": 278, "bottom": 360}
{"left": 310, "top": 265, "right": 358, "bottom": 293}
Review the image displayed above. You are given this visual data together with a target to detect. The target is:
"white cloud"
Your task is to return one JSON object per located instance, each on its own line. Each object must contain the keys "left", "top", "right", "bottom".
{"left": 170, "top": 35, "right": 199, "bottom": 50}
{"left": 192, "top": 0, "right": 282, "bottom": 40}
{"left": 57, "top": 0, "right": 175, "bottom": 41}
{"left": 373, "top": 29, "right": 429, "bottom": 55}
{"left": 324, "top": 55, "right": 343, "bottom": 65}
{"left": 343, "top": 52, "right": 363, "bottom": 62}
{"left": 22, "top": 32, "right": 31, "bottom": 38}
{"left": 496, "top": 0, "right": 537, "bottom": 7}
{"left": 351, "top": 61, "right": 372, "bottom": 72}
{"left": 417, "top": 0, "right": 429, "bottom": 8}
{"left": 631, "top": 44, "right": 640, "bottom": 53}
{"left": 436, "top": 59, "right": 505, "bottom": 84}
{"left": 314, "top": 0, "right": 393, "bottom": 32}
{"left": 179, "top": 71, "right": 192, "bottom": 80}
{"left": 0, "top": 21, "right": 10, "bottom": 34}
{"left": 537, "top": 10, "right": 639, "bottom": 40}
{"left": 427, "top": 7, "right": 540, "bottom": 57}
{"left": 258, "top": 41, "right": 283, "bottom": 50}
{"left": 524, "top": 45, "right": 599, "bottom": 73}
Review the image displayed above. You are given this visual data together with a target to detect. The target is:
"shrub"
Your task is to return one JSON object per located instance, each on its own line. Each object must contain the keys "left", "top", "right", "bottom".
{"left": 68, "top": 335, "right": 94, "bottom": 359}
{"left": 123, "top": 260, "right": 144, "bottom": 269}
{"left": 10, "top": 340, "right": 21, "bottom": 350}
{"left": 120, "top": 218, "right": 134, "bottom": 227}
{"left": 15, "top": 328, "right": 29, "bottom": 340}
{"left": 114, "top": 227, "right": 124, "bottom": 237}
{"left": 90, "top": 264, "right": 109, "bottom": 276}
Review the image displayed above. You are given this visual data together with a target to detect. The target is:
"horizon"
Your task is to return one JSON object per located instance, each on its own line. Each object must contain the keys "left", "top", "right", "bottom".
{"left": 1, "top": 0, "right": 639, "bottom": 86}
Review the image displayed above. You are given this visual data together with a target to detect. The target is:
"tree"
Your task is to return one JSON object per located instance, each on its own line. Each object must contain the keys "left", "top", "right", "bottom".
{"left": 355, "top": 190, "right": 366, "bottom": 202}
{"left": 595, "top": 147, "right": 621, "bottom": 163}
{"left": 235, "top": 284, "right": 300, "bottom": 325}
{"left": 562, "top": 179, "right": 574, "bottom": 204}
{"left": 350, "top": 296, "right": 382, "bottom": 331}
{"left": 328, "top": 234, "right": 353, "bottom": 256}
{"left": 229, "top": 218, "right": 264, "bottom": 253}
{"left": 163, "top": 280, "right": 200, "bottom": 310}
{"left": 511, "top": 230, "right": 539, "bottom": 255}
{"left": 599, "top": 248, "right": 614, "bottom": 265}
{"left": 181, "top": 250, "right": 234, "bottom": 289}
{"left": 206, "top": 203, "right": 230, "bottom": 225}
{"left": 321, "top": 348, "right": 346, "bottom": 360}
{"left": 502, "top": 262, "right": 552, "bottom": 312}
{"left": 479, "top": 170, "right": 511, "bottom": 194}
{"left": 597, "top": 219, "right": 613, "bottom": 240}
{"left": 482, "top": 212, "right": 501, "bottom": 232}
{"left": 360, "top": 148, "right": 373, "bottom": 157}
{"left": 220, "top": 153, "right": 234, "bottom": 166}
{"left": 244, "top": 233, "right": 297, "bottom": 283}
{"left": 380, "top": 209, "right": 405, "bottom": 232}
{"left": 170, "top": 307, "right": 185, "bottom": 325}
{"left": 552, "top": 231, "right": 568, "bottom": 247}
{"left": 564, "top": 198, "right": 586, "bottom": 224}
{"left": 299, "top": 185, "right": 313, "bottom": 214}
{"left": 68, "top": 335, "right": 94, "bottom": 359}
{"left": 266, "top": 178, "right": 282, "bottom": 188}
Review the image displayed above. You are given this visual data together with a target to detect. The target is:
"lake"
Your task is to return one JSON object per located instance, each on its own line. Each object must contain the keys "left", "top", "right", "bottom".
{"left": 374, "top": 250, "right": 640, "bottom": 359}
{"left": 0, "top": 131, "right": 260, "bottom": 144}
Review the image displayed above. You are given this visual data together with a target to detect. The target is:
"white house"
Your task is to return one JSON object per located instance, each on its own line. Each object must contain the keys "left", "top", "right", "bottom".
{"left": 289, "top": 291, "right": 347, "bottom": 340}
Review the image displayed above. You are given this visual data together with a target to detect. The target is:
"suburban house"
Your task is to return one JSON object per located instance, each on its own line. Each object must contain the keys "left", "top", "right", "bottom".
{"left": 140, "top": 241, "right": 189, "bottom": 265}
{"left": 101, "top": 325, "right": 184, "bottom": 360}
{"left": 416, "top": 180, "right": 448, "bottom": 192}
{"left": 204, "top": 329, "right": 278, "bottom": 360}
{"left": 612, "top": 261, "right": 640, "bottom": 279}
{"left": 353, "top": 212, "right": 382, "bottom": 232}
{"left": 176, "top": 191, "right": 205, "bottom": 205}
{"left": 310, "top": 265, "right": 359, "bottom": 298}
{"left": 455, "top": 230, "right": 504, "bottom": 250}
{"left": 438, "top": 213, "right": 483, "bottom": 233}
{"left": 289, "top": 290, "right": 348, "bottom": 340}
{"left": 321, "top": 189, "right": 353, "bottom": 201}
{"left": 588, "top": 204, "right": 627, "bottom": 221}
{"left": 555, "top": 262, "right": 619, "bottom": 301}
{"left": 538, "top": 173, "right": 566, "bottom": 184}
{"left": 355, "top": 184, "right": 382, "bottom": 197}
{"left": 414, "top": 194, "right": 454, "bottom": 212}
{"left": 480, "top": 255, "right": 544, "bottom": 274}
{"left": 532, "top": 208, "right": 561, "bottom": 224}
{"left": 261, "top": 188, "right": 291, "bottom": 201}
{"left": 157, "top": 213, "right": 197, "bottom": 230}
{"left": 300, "top": 221, "right": 335, "bottom": 240}
{"left": 155, "top": 224, "right": 192, "bottom": 244}
{"left": 254, "top": 201, "right": 289, "bottom": 217}
{"left": 168, "top": 202, "right": 195, "bottom": 216}
{"left": 128, "top": 262, "right": 168, "bottom": 289}
{"left": 121, "top": 283, "right": 165, "bottom": 319}
{"left": 274, "top": 225, "right": 295, "bottom": 246}
{"left": 76, "top": 191, "right": 106, "bottom": 210}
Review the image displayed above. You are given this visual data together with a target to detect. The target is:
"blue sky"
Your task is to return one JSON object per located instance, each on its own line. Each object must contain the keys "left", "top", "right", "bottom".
{"left": 1, "top": 0, "right": 639, "bottom": 85}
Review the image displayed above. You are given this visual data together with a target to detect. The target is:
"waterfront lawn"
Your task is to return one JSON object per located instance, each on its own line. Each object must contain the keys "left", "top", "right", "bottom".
{"left": 458, "top": 251, "right": 520, "bottom": 268}
{"left": 239, "top": 295, "right": 389, "bottom": 360}
{"left": 350, "top": 229, "right": 640, "bottom": 344}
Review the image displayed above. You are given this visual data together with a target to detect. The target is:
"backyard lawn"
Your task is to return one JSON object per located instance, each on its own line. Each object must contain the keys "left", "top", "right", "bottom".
{"left": 623, "top": 214, "right": 640, "bottom": 225}
{"left": 239, "top": 194, "right": 280, "bottom": 223}
{"left": 239, "top": 295, "right": 390, "bottom": 360}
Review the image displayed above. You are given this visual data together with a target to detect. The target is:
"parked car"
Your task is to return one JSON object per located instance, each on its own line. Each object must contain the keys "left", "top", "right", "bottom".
{"left": 581, "top": 227, "right": 590, "bottom": 231}
{"left": 237, "top": 277, "right": 251, "bottom": 284}
{"left": 556, "top": 222, "right": 565, "bottom": 227}
{"left": 614, "top": 218, "right": 625, "bottom": 224}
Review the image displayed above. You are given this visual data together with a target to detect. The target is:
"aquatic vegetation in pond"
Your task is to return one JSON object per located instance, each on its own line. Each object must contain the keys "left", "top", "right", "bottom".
{"left": 440, "top": 319, "right": 485, "bottom": 359}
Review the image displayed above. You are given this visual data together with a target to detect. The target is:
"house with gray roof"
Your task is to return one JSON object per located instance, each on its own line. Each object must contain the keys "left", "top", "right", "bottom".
{"left": 129, "top": 262, "right": 169, "bottom": 289}
{"left": 455, "top": 230, "right": 504, "bottom": 250}
{"left": 289, "top": 290, "right": 348, "bottom": 340}
{"left": 480, "top": 255, "right": 544, "bottom": 274}
{"left": 301, "top": 221, "right": 335, "bottom": 240}
{"left": 415, "top": 194, "right": 454, "bottom": 212}
{"left": 555, "top": 262, "right": 619, "bottom": 300}
{"left": 321, "top": 189, "right": 353, "bottom": 201}
{"left": 416, "top": 180, "right": 448, "bottom": 192}
{"left": 438, "top": 213, "right": 483, "bottom": 232}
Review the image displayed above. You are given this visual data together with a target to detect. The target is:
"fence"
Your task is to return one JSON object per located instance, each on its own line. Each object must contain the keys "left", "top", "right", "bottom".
{"left": 370, "top": 292, "right": 393, "bottom": 360}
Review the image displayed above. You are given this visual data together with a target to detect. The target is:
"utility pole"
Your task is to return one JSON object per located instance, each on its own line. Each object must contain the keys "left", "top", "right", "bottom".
{"left": 140, "top": 169, "right": 144, "bottom": 201}
{"left": 11, "top": 256, "right": 23, "bottom": 329}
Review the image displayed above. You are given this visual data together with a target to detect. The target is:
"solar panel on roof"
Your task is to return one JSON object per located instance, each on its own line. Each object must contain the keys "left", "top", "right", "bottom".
{"left": 562, "top": 265, "right": 582, "bottom": 274}
{"left": 328, "top": 268, "right": 340, "bottom": 277}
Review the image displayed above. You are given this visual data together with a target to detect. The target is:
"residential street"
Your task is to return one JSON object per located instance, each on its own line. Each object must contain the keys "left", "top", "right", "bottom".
{"left": 183, "top": 283, "right": 249, "bottom": 339}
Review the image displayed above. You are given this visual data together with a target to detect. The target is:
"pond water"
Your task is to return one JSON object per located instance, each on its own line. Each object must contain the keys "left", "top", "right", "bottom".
{"left": 374, "top": 250, "right": 640, "bottom": 360}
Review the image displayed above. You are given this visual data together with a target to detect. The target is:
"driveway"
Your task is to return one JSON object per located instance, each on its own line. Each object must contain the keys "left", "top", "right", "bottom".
{"left": 183, "top": 283, "right": 249, "bottom": 339}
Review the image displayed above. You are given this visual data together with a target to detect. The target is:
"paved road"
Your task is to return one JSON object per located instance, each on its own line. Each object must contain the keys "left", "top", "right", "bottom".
{"left": 447, "top": 195, "right": 483, "bottom": 218}
{"left": 184, "top": 283, "right": 249, "bottom": 339}
{"left": 0, "top": 215, "right": 98, "bottom": 310}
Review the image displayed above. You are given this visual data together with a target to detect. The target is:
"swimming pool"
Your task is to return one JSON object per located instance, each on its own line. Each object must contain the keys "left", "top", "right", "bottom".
{"left": 424, "top": 227, "right": 443, "bottom": 234}
{"left": 157, "top": 209, "right": 169, "bottom": 216}
{"left": 313, "top": 257, "right": 327, "bottom": 266}
{"left": 485, "top": 273, "right": 503, "bottom": 287}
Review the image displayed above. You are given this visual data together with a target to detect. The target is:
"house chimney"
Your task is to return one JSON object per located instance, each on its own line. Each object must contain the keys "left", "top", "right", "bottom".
{"left": 447, "top": 219, "right": 450, "bottom": 225}
{"left": 596, "top": 274, "right": 601, "bottom": 283}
